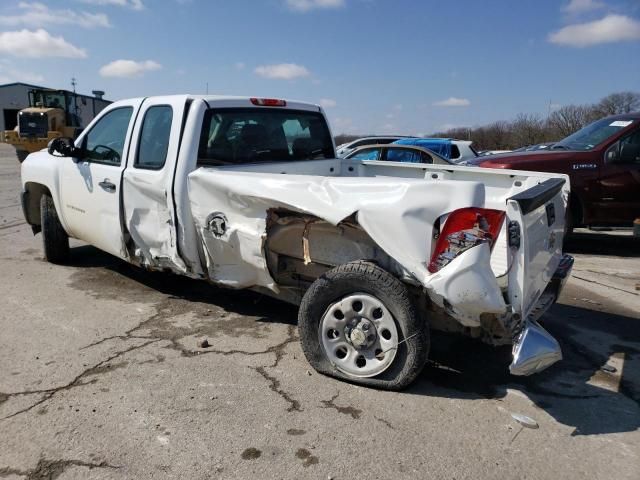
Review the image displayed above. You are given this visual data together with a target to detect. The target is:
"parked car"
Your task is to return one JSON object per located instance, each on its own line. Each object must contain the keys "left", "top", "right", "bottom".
{"left": 22, "top": 94, "right": 572, "bottom": 390}
{"left": 392, "top": 138, "right": 479, "bottom": 163}
{"left": 473, "top": 113, "right": 640, "bottom": 229}
{"left": 336, "top": 136, "right": 407, "bottom": 157}
{"left": 344, "top": 143, "right": 453, "bottom": 164}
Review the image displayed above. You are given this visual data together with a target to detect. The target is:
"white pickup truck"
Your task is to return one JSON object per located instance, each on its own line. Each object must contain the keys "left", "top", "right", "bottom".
{"left": 20, "top": 95, "right": 573, "bottom": 390}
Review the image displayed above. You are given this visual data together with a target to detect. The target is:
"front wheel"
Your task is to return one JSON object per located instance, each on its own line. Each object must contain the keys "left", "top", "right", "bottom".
{"left": 298, "top": 261, "right": 429, "bottom": 390}
{"left": 40, "top": 194, "right": 69, "bottom": 264}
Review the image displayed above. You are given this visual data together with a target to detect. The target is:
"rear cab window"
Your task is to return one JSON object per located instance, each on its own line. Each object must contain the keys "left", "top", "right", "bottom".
{"left": 198, "top": 108, "right": 334, "bottom": 166}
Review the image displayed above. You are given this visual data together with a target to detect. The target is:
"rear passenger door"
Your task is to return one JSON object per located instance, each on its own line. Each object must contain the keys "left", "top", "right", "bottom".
{"left": 122, "top": 97, "right": 189, "bottom": 270}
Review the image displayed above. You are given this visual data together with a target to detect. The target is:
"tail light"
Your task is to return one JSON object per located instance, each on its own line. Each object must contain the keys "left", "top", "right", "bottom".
{"left": 428, "top": 207, "right": 506, "bottom": 273}
{"left": 250, "top": 98, "right": 286, "bottom": 107}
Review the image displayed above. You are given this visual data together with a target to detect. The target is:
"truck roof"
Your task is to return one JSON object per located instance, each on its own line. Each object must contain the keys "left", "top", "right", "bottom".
{"left": 109, "top": 94, "right": 323, "bottom": 112}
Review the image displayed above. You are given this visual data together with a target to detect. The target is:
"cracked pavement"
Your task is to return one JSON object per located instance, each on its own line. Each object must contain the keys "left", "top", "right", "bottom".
{"left": 1, "top": 144, "right": 639, "bottom": 479}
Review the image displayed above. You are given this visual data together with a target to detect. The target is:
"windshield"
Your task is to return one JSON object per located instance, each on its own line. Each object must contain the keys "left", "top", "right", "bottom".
{"left": 198, "top": 108, "right": 334, "bottom": 165}
{"left": 29, "top": 90, "right": 67, "bottom": 110}
{"left": 554, "top": 118, "right": 635, "bottom": 151}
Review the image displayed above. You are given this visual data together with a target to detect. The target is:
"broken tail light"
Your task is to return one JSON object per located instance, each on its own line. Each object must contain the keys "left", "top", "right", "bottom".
{"left": 428, "top": 207, "right": 506, "bottom": 273}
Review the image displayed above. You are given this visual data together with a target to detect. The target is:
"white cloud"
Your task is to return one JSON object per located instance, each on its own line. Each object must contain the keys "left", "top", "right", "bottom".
{"left": 79, "top": 0, "right": 144, "bottom": 11}
{"left": 254, "top": 63, "right": 310, "bottom": 80}
{"left": 433, "top": 97, "right": 471, "bottom": 107}
{"left": 0, "top": 29, "right": 86, "bottom": 58}
{"left": 285, "top": 0, "right": 345, "bottom": 12}
{"left": 99, "top": 59, "right": 161, "bottom": 78}
{"left": 563, "top": 0, "right": 604, "bottom": 14}
{"left": 549, "top": 14, "right": 640, "bottom": 47}
{"left": 0, "top": 61, "right": 44, "bottom": 84}
{"left": 331, "top": 116, "right": 355, "bottom": 134}
{"left": 319, "top": 98, "right": 336, "bottom": 108}
{"left": 0, "top": 2, "right": 110, "bottom": 29}
{"left": 235, "top": 62, "right": 245, "bottom": 70}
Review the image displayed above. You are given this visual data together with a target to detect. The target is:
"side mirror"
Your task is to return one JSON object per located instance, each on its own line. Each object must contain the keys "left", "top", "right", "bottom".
{"left": 619, "top": 143, "right": 640, "bottom": 164}
{"left": 47, "top": 137, "right": 76, "bottom": 158}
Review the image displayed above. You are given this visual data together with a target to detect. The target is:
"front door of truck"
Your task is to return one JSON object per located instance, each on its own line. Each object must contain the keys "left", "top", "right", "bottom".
{"left": 60, "top": 100, "right": 142, "bottom": 258}
{"left": 599, "top": 128, "right": 640, "bottom": 224}
{"left": 121, "top": 97, "right": 188, "bottom": 271}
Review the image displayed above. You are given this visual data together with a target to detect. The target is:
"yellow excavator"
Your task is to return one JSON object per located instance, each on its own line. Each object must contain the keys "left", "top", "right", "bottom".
{"left": 0, "top": 88, "right": 83, "bottom": 162}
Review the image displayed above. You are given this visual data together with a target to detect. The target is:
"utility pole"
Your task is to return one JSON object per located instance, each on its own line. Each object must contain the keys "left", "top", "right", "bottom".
{"left": 71, "top": 77, "right": 79, "bottom": 122}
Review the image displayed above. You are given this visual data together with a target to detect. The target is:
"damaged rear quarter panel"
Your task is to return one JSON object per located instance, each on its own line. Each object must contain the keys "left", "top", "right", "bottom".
{"left": 187, "top": 168, "right": 486, "bottom": 293}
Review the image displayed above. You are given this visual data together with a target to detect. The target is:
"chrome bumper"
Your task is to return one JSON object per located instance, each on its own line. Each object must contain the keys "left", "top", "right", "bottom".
{"left": 509, "top": 254, "right": 574, "bottom": 376}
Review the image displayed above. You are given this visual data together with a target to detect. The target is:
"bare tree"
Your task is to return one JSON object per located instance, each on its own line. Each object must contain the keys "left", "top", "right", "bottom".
{"left": 511, "top": 113, "right": 547, "bottom": 147}
{"left": 594, "top": 92, "right": 640, "bottom": 116}
{"left": 547, "top": 105, "right": 596, "bottom": 138}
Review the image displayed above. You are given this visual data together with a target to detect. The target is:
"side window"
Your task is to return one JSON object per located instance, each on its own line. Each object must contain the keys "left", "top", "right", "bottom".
{"left": 420, "top": 151, "right": 434, "bottom": 164}
{"left": 350, "top": 148, "right": 380, "bottom": 160}
{"left": 386, "top": 148, "right": 422, "bottom": 163}
{"left": 83, "top": 107, "right": 133, "bottom": 165}
{"left": 450, "top": 145, "right": 461, "bottom": 159}
{"left": 136, "top": 106, "right": 173, "bottom": 169}
{"left": 619, "top": 129, "right": 640, "bottom": 164}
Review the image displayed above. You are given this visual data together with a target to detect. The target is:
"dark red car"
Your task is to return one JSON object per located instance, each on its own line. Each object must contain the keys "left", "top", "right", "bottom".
{"left": 473, "top": 113, "right": 640, "bottom": 229}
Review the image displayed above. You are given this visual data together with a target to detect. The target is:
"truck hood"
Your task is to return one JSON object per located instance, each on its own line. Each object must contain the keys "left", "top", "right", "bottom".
{"left": 470, "top": 150, "right": 588, "bottom": 169}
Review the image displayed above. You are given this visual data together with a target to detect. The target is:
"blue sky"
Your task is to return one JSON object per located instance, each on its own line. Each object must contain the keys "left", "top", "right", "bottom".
{"left": 0, "top": 0, "right": 639, "bottom": 135}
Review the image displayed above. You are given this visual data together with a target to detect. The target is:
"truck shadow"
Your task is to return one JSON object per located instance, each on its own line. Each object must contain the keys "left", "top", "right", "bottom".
{"left": 68, "top": 245, "right": 639, "bottom": 436}
{"left": 68, "top": 244, "right": 299, "bottom": 325}
{"left": 409, "top": 302, "right": 640, "bottom": 436}
{"left": 564, "top": 231, "right": 640, "bottom": 257}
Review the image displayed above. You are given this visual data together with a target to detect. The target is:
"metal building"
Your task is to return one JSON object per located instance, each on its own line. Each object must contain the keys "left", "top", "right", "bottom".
{"left": 0, "top": 82, "right": 111, "bottom": 131}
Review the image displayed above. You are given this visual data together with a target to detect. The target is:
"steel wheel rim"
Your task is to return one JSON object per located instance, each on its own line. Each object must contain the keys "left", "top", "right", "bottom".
{"left": 319, "top": 292, "right": 398, "bottom": 378}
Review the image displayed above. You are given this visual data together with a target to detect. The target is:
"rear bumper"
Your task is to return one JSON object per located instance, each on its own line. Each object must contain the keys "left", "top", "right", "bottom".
{"left": 509, "top": 254, "right": 574, "bottom": 376}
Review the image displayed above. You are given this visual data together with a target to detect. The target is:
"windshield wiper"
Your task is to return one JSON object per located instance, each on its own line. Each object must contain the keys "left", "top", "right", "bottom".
{"left": 551, "top": 144, "right": 569, "bottom": 150}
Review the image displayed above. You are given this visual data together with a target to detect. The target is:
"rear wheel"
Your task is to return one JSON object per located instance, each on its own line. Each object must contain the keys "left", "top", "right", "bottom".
{"left": 298, "top": 261, "right": 429, "bottom": 390}
{"left": 40, "top": 194, "right": 69, "bottom": 264}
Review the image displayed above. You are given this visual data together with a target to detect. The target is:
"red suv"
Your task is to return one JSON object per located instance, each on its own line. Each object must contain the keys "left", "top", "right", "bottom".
{"left": 473, "top": 114, "right": 640, "bottom": 229}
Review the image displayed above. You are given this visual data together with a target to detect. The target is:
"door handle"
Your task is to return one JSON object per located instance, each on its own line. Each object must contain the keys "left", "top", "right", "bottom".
{"left": 98, "top": 179, "right": 116, "bottom": 192}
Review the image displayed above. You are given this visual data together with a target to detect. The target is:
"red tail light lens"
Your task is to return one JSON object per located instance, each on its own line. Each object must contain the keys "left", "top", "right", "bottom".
{"left": 250, "top": 98, "right": 287, "bottom": 107}
{"left": 428, "top": 207, "right": 506, "bottom": 273}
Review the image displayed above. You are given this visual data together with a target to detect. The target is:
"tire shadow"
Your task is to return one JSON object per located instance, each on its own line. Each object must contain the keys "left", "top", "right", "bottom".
{"left": 408, "top": 298, "right": 640, "bottom": 436}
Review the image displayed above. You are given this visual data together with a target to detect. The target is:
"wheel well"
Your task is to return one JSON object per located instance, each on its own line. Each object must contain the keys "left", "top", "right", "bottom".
{"left": 264, "top": 210, "right": 401, "bottom": 288}
{"left": 23, "top": 182, "right": 51, "bottom": 228}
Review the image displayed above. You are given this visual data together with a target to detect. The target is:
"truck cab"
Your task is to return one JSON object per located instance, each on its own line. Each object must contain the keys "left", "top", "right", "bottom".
{"left": 474, "top": 114, "right": 640, "bottom": 228}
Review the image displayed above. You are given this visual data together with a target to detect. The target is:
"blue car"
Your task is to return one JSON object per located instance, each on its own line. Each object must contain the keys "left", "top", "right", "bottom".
{"left": 392, "top": 138, "right": 478, "bottom": 164}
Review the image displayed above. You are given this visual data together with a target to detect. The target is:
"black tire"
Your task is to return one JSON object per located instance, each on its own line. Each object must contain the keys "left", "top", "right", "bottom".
{"left": 40, "top": 194, "right": 69, "bottom": 264}
{"left": 298, "top": 261, "right": 429, "bottom": 390}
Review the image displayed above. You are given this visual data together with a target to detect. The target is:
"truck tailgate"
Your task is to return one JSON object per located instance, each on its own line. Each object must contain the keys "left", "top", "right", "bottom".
{"left": 506, "top": 177, "right": 568, "bottom": 320}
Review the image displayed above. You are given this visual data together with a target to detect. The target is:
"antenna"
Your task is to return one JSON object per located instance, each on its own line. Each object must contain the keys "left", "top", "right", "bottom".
{"left": 206, "top": 82, "right": 209, "bottom": 95}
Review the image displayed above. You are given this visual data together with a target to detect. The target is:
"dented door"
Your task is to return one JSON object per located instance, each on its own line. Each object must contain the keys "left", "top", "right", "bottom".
{"left": 122, "top": 97, "right": 189, "bottom": 272}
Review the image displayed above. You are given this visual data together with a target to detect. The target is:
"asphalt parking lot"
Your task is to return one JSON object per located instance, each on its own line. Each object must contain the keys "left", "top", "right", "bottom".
{"left": 0, "top": 143, "right": 638, "bottom": 479}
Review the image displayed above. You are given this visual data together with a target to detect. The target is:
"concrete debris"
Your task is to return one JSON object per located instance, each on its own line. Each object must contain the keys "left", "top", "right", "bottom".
{"left": 511, "top": 413, "right": 539, "bottom": 429}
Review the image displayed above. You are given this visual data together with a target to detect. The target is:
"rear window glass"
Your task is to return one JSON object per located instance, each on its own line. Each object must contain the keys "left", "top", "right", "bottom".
{"left": 198, "top": 108, "right": 334, "bottom": 165}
